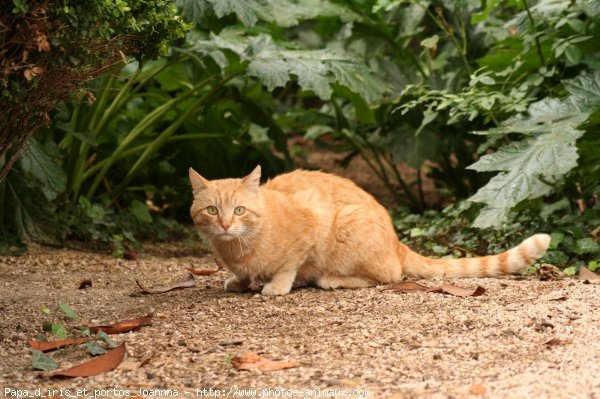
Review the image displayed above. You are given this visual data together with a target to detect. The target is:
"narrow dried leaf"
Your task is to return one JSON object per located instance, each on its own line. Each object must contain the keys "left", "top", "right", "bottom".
{"left": 51, "top": 343, "right": 125, "bottom": 378}
{"left": 433, "top": 283, "right": 486, "bottom": 297}
{"left": 544, "top": 338, "right": 565, "bottom": 346}
{"left": 469, "top": 384, "right": 487, "bottom": 395}
{"left": 187, "top": 266, "right": 221, "bottom": 275}
{"left": 136, "top": 273, "right": 195, "bottom": 294}
{"left": 90, "top": 314, "right": 153, "bottom": 335}
{"left": 579, "top": 267, "right": 600, "bottom": 282}
{"left": 231, "top": 352, "right": 299, "bottom": 372}
{"left": 385, "top": 281, "right": 430, "bottom": 293}
{"left": 29, "top": 337, "right": 92, "bottom": 352}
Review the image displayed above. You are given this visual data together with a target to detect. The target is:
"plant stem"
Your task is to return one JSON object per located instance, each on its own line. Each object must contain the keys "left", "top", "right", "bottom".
{"left": 523, "top": 0, "right": 546, "bottom": 66}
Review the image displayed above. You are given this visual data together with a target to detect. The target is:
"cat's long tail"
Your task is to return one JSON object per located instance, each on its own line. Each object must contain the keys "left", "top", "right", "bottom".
{"left": 400, "top": 234, "right": 551, "bottom": 278}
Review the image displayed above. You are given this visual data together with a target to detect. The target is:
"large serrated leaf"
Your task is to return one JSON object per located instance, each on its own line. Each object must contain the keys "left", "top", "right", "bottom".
{"left": 268, "top": 0, "right": 359, "bottom": 27}
{"left": 468, "top": 129, "right": 583, "bottom": 174}
{"left": 192, "top": 31, "right": 386, "bottom": 102}
{"left": 176, "top": 0, "right": 209, "bottom": 24}
{"left": 468, "top": 93, "right": 587, "bottom": 228}
{"left": 563, "top": 71, "right": 600, "bottom": 111}
{"left": 207, "top": 0, "right": 269, "bottom": 26}
{"left": 248, "top": 59, "right": 290, "bottom": 90}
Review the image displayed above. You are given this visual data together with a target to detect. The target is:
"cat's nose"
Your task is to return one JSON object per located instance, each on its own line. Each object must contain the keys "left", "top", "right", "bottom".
{"left": 220, "top": 221, "right": 231, "bottom": 231}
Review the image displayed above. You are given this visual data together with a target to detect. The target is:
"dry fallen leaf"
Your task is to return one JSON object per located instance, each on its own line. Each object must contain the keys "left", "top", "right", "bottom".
{"left": 385, "top": 281, "right": 430, "bottom": 293}
{"left": 231, "top": 352, "right": 299, "bottom": 372}
{"left": 187, "top": 259, "right": 224, "bottom": 275}
{"left": 29, "top": 337, "right": 92, "bottom": 352}
{"left": 51, "top": 343, "right": 125, "bottom": 378}
{"left": 536, "top": 264, "right": 564, "bottom": 281}
{"left": 90, "top": 314, "right": 153, "bottom": 335}
{"left": 431, "top": 283, "right": 486, "bottom": 297}
{"left": 469, "top": 384, "right": 487, "bottom": 395}
{"left": 579, "top": 267, "right": 600, "bottom": 282}
{"left": 187, "top": 267, "right": 220, "bottom": 276}
{"left": 136, "top": 273, "right": 195, "bottom": 294}
{"left": 386, "top": 281, "right": 485, "bottom": 297}
{"left": 544, "top": 338, "right": 567, "bottom": 347}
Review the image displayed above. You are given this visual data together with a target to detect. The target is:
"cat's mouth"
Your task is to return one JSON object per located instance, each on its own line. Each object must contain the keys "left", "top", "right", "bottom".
{"left": 216, "top": 232, "right": 236, "bottom": 240}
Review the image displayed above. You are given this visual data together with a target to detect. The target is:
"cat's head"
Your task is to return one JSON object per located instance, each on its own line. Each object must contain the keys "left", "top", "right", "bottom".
{"left": 189, "top": 166, "right": 262, "bottom": 242}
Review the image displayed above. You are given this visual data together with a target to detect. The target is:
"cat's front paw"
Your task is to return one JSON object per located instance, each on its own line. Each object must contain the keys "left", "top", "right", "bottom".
{"left": 224, "top": 276, "right": 248, "bottom": 292}
{"left": 261, "top": 282, "right": 291, "bottom": 296}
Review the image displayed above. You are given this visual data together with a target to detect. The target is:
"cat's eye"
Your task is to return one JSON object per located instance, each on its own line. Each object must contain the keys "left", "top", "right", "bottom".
{"left": 206, "top": 206, "right": 218, "bottom": 215}
{"left": 234, "top": 206, "right": 246, "bottom": 215}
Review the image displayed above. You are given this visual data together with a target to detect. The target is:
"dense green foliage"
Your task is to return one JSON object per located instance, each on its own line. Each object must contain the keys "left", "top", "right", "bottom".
{"left": 1, "top": 0, "right": 599, "bottom": 269}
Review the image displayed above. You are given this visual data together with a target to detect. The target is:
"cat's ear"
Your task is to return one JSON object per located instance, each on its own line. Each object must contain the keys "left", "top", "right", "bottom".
{"left": 243, "top": 165, "right": 261, "bottom": 192}
{"left": 189, "top": 167, "right": 209, "bottom": 194}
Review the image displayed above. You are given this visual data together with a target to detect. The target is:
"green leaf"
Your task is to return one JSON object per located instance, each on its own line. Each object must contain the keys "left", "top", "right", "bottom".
{"left": 304, "top": 125, "right": 332, "bottom": 140}
{"left": 268, "top": 0, "right": 359, "bottom": 27}
{"left": 129, "top": 200, "right": 152, "bottom": 223}
{"left": 575, "top": 238, "right": 600, "bottom": 255}
{"left": 549, "top": 233, "right": 565, "bottom": 250}
{"left": 193, "top": 31, "right": 386, "bottom": 102}
{"left": 48, "top": 324, "right": 67, "bottom": 339}
{"left": 410, "top": 227, "right": 424, "bottom": 237}
{"left": 176, "top": 0, "right": 209, "bottom": 23}
{"left": 420, "top": 35, "right": 439, "bottom": 49}
{"left": 207, "top": 0, "right": 268, "bottom": 26}
{"left": 248, "top": 58, "right": 290, "bottom": 91}
{"left": 41, "top": 304, "right": 50, "bottom": 315}
{"left": 86, "top": 340, "right": 107, "bottom": 356}
{"left": 95, "top": 331, "right": 117, "bottom": 349}
{"left": 468, "top": 96, "right": 586, "bottom": 228}
{"left": 471, "top": 0, "right": 500, "bottom": 24}
{"left": 386, "top": 128, "right": 438, "bottom": 169}
{"left": 31, "top": 350, "right": 58, "bottom": 371}
{"left": 58, "top": 302, "right": 77, "bottom": 321}
{"left": 19, "top": 138, "right": 67, "bottom": 201}
{"left": 563, "top": 71, "right": 600, "bottom": 111}
{"left": 588, "top": 260, "right": 599, "bottom": 272}
{"left": 562, "top": 266, "right": 577, "bottom": 276}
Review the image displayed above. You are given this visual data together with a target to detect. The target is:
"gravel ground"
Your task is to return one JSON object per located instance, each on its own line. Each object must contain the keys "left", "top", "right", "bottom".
{"left": 1, "top": 243, "right": 599, "bottom": 399}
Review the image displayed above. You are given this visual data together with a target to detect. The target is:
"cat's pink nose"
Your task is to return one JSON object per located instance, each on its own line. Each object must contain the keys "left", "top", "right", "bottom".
{"left": 220, "top": 222, "right": 231, "bottom": 231}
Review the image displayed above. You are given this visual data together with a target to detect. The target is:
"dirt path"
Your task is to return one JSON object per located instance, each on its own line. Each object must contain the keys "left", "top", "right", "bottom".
{"left": 1, "top": 243, "right": 599, "bottom": 399}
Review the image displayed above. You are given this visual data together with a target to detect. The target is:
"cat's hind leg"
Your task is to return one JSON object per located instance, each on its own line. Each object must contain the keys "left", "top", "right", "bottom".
{"left": 317, "top": 275, "right": 376, "bottom": 290}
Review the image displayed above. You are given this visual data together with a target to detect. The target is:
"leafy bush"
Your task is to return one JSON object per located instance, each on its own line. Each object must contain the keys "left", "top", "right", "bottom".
{"left": 0, "top": 0, "right": 188, "bottom": 179}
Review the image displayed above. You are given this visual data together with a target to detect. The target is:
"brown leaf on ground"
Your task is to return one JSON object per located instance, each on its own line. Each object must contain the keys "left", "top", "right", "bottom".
{"left": 387, "top": 281, "right": 485, "bottom": 297}
{"left": 469, "top": 384, "right": 487, "bottom": 395}
{"left": 231, "top": 352, "right": 299, "bottom": 372}
{"left": 90, "top": 314, "right": 153, "bottom": 335}
{"left": 187, "top": 267, "right": 220, "bottom": 276}
{"left": 29, "top": 337, "right": 92, "bottom": 352}
{"left": 536, "top": 264, "right": 564, "bottom": 281}
{"left": 431, "top": 283, "right": 486, "bottom": 297}
{"left": 579, "top": 267, "right": 600, "bottom": 282}
{"left": 136, "top": 273, "right": 195, "bottom": 294}
{"left": 187, "top": 259, "right": 224, "bottom": 275}
{"left": 544, "top": 338, "right": 570, "bottom": 347}
{"left": 51, "top": 343, "right": 125, "bottom": 378}
{"left": 385, "top": 281, "right": 430, "bottom": 293}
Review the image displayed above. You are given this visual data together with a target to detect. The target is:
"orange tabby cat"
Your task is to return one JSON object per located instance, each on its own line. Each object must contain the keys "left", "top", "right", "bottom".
{"left": 189, "top": 166, "right": 550, "bottom": 295}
